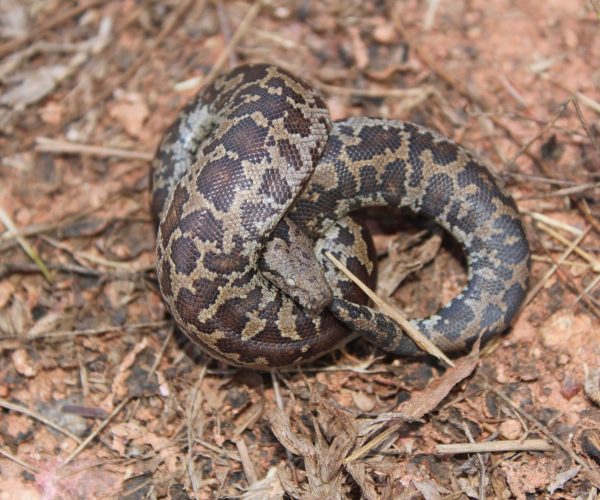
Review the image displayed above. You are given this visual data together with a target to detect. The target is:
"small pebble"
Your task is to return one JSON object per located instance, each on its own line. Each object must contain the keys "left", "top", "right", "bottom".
{"left": 499, "top": 419, "right": 522, "bottom": 440}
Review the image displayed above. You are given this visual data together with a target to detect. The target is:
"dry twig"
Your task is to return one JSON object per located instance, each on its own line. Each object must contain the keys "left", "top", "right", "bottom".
{"left": 436, "top": 439, "right": 553, "bottom": 455}
{"left": 325, "top": 251, "right": 454, "bottom": 367}
{"left": 0, "top": 398, "right": 82, "bottom": 444}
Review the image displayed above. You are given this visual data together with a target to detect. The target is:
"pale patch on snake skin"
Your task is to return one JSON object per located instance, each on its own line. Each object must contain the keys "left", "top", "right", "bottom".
{"left": 151, "top": 64, "right": 530, "bottom": 368}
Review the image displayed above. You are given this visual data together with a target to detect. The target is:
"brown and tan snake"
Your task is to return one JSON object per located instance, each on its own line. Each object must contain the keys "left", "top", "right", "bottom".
{"left": 150, "top": 64, "right": 530, "bottom": 369}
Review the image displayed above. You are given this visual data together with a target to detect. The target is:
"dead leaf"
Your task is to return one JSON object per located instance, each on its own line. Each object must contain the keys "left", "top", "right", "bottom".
{"left": 108, "top": 92, "right": 150, "bottom": 139}
{"left": 547, "top": 466, "right": 581, "bottom": 494}
{"left": 265, "top": 395, "right": 358, "bottom": 499}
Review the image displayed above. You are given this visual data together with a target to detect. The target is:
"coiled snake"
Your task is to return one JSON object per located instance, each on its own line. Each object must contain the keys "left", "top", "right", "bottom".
{"left": 151, "top": 64, "right": 530, "bottom": 369}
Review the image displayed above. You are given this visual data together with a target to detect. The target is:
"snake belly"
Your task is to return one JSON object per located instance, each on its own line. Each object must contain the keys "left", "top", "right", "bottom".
{"left": 151, "top": 64, "right": 530, "bottom": 368}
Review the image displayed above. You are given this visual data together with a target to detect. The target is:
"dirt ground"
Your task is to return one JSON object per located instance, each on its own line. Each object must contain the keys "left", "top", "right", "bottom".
{"left": 1, "top": 0, "right": 600, "bottom": 498}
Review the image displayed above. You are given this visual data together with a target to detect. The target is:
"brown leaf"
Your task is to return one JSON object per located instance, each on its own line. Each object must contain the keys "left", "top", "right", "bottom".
{"left": 311, "top": 396, "right": 358, "bottom": 482}
{"left": 266, "top": 407, "right": 316, "bottom": 459}
{"left": 345, "top": 462, "right": 379, "bottom": 500}
{"left": 346, "top": 343, "right": 480, "bottom": 463}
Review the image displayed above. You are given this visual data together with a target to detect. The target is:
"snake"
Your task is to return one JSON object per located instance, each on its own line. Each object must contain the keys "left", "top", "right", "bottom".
{"left": 150, "top": 64, "right": 530, "bottom": 369}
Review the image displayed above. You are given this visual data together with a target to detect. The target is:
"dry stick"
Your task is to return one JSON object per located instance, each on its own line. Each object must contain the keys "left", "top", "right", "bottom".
{"left": 0, "top": 446, "right": 40, "bottom": 474}
{"left": 0, "top": 208, "right": 53, "bottom": 282}
{"left": 313, "top": 82, "right": 437, "bottom": 100}
{"left": 507, "top": 99, "right": 570, "bottom": 168}
{"left": 436, "top": 439, "right": 553, "bottom": 455}
{"left": 536, "top": 222, "right": 600, "bottom": 272}
{"left": 462, "top": 422, "right": 487, "bottom": 500}
{"left": 0, "top": 205, "right": 97, "bottom": 243}
{"left": 571, "top": 95, "right": 600, "bottom": 236}
{"left": 524, "top": 211, "right": 583, "bottom": 236}
{"left": 42, "top": 235, "right": 151, "bottom": 271}
{"left": 146, "top": 327, "right": 174, "bottom": 382}
{"left": 0, "top": 0, "right": 108, "bottom": 59}
{"left": 572, "top": 97, "right": 600, "bottom": 155}
{"left": 522, "top": 226, "right": 591, "bottom": 308}
{"left": 61, "top": 396, "right": 131, "bottom": 467}
{"left": 195, "top": 438, "right": 241, "bottom": 462}
{"left": 0, "top": 398, "right": 82, "bottom": 444}
{"left": 578, "top": 199, "right": 600, "bottom": 240}
{"left": 175, "top": 0, "right": 265, "bottom": 92}
{"left": 546, "top": 79, "right": 600, "bottom": 151}
{"left": 519, "top": 181, "right": 600, "bottom": 200}
{"left": 553, "top": 258, "right": 600, "bottom": 318}
{"left": 325, "top": 252, "right": 454, "bottom": 367}
{"left": 345, "top": 347, "right": 479, "bottom": 464}
{"left": 505, "top": 171, "right": 578, "bottom": 186}
{"left": 0, "top": 320, "right": 171, "bottom": 342}
{"left": 485, "top": 382, "right": 600, "bottom": 488}
{"left": 535, "top": 237, "right": 600, "bottom": 318}
{"left": 234, "top": 436, "right": 258, "bottom": 485}
{"left": 577, "top": 273, "right": 600, "bottom": 304}
{"left": 533, "top": 223, "right": 600, "bottom": 314}
{"left": 0, "top": 261, "right": 151, "bottom": 281}
{"left": 531, "top": 255, "right": 589, "bottom": 269}
{"left": 35, "top": 137, "right": 153, "bottom": 161}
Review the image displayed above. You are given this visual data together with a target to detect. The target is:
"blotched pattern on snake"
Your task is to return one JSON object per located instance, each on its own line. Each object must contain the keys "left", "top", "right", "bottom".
{"left": 151, "top": 64, "right": 530, "bottom": 369}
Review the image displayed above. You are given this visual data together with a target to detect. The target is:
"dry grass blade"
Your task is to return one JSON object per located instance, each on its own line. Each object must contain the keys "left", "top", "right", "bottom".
{"left": 523, "top": 226, "right": 591, "bottom": 307}
{"left": 314, "top": 81, "right": 436, "bottom": 100}
{"left": 0, "top": 207, "right": 53, "bottom": 282}
{"left": 577, "top": 273, "right": 600, "bottom": 304}
{"left": 0, "top": 447, "right": 39, "bottom": 474}
{"left": 0, "top": 320, "right": 171, "bottom": 342}
{"left": 536, "top": 222, "right": 600, "bottom": 272}
{"left": 60, "top": 396, "right": 131, "bottom": 467}
{"left": 435, "top": 439, "right": 553, "bottom": 454}
{"left": 35, "top": 137, "right": 153, "bottom": 161}
{"left": 0, "top": 398, "right": 82, "bottom": 444}
{"left": 507, "top": 99, "right": 570, "bottom": 167}
{"left": 234, "top": 436, "right": 258, "bottom": 485}
{"left": 520, "top": 181, "right": 600, "bottom": 200}
{"left": 524, "top": 211, "right": 584, "bottom": 235}
{"left": 325, "top": 251, "right": 454, "bottom": 367}
{"left": 41, "top": 235, "right": 152, "bottom": 271}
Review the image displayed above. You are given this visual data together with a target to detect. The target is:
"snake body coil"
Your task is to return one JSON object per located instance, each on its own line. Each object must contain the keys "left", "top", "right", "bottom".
{"left": 151, "top": 64, "right": 530, "bottom": 369}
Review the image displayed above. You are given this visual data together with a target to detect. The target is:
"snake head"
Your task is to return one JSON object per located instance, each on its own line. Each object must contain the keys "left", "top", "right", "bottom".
{"left": 259, "top": 218, "right": 333, "bottom": 314}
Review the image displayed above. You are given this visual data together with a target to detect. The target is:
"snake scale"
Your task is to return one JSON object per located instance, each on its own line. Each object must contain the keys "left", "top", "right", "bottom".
{"left": 151, "top": 64, "right": 530, "bottom": 369}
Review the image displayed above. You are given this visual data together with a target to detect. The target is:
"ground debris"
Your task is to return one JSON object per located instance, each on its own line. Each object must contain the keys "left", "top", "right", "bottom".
{"left": 1, "top": 0, "right": 599, "bottom": 497}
